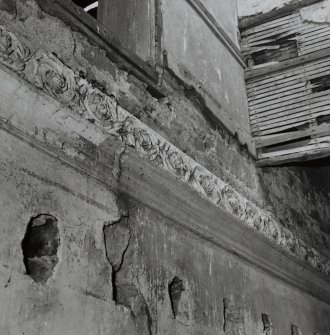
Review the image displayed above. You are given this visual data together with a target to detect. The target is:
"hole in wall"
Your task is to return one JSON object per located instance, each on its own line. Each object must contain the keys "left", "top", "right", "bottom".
{"left": 21, "top": 214, "right": 60, "bottom": 284}
{"left": 292, "top": 324, "right": 302, "bottom": 335}
{"left": 262, "top": 313, "right": 273, "bottom": 334}
{"left": 250, "top": 33, "right": 299, "bottom": 66}
{"left": 168, "top": 276, "right": 185, "bottom": 318}
{"left": 310, "top": 74, "right": 330, "bottom": 93}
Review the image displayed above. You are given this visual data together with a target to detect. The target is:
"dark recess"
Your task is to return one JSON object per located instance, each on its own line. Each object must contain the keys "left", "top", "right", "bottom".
{"left": 21, "top": 214, "right": 60, "bottom": 284}
{"left": 168, "top": 276, "right": 185, "bottom": 318}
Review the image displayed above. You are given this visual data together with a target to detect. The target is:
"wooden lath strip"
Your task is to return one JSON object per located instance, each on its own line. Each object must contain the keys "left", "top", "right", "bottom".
{"left": 243, "top": 23, "right": 328, "bottom": 43}
{"left": 241, "top": 13, "right": 299, "bottom": 34}
{"left": 253, "top": 120, "right": 309, "bottom": 136}
{"left": 247, "top": 57, "right": 330, "bottom": 86}
{"left": 257, "top": 147, "right": 330, "bottom": 166}
{"left": 251, "top": 101, "right": 330, "bottom": 131}
{"left": 249, "top": 86, "right": 313, "bottom": 108}
{"left": 239, "top": 0, "right": 324, "bottom": 30}
{"left": 248, "top": 85, "right": 310, "bottom": 105}
{"left": 247, "top": 82, "right": 306, "bottom": 101}
{"left": 255, "top": 123, "right": 330, "bottom": 148}
{"left": 241, "top": 18, "right": 299, "bottom": 38}
{"left": 245, "top": 48, "right": 330, "bottom": 81}
{"left": 250, "top": 90, "right": 330, "bottom": 116}
{"left": 259, "top": 142, "right": 330, "bottom": 159}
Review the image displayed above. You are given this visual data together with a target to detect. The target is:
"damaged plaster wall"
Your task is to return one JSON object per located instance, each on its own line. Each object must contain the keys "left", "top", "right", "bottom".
{"left": 0, "top": 128, "right": 144, "bottom": 334}
{"left": 123, "top": 200, "right": 330, "bottom": 334}
{"left": 0, "top": 0, "right": 330, "bottom": 333}
{"left": 0, "top": 0, "right": 330, "bottom": 271}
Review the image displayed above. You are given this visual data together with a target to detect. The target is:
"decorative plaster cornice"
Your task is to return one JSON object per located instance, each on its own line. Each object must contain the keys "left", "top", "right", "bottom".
{"left": 0, "top": 25, "right": 329, "bottom": 276}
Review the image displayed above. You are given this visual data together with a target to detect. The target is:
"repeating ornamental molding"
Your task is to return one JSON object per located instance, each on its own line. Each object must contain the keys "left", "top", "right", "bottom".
{"left": 1, "top": 25, "right": 330, "bottom": 277}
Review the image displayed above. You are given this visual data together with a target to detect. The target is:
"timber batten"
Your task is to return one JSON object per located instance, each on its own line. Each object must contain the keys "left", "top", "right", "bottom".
{"left": 240, "top": 0, "right": 330, "bottom": 165}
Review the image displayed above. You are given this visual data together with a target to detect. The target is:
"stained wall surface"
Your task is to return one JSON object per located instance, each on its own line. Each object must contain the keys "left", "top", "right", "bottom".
{"left": 161, "top": 0, "right": 252, "bottom": 149}
{"left": 0, "top": 0, "right": 329, "bottom": 334}
{"left": 0, "top": 128, "right": 330, "bottom": 334}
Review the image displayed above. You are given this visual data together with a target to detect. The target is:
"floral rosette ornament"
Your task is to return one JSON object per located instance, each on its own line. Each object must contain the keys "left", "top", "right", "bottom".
{"left": 80, "top": 80, "right": 118, "bottom": 127}
{"left": 29, "top": 53, "right": 79, "bottom": 108}
{"left": 0, "top": 26, "right": 29, "bottom": 72}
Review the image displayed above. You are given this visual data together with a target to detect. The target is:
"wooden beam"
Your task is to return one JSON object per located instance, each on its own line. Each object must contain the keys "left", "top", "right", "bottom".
{"left": 239, "top": 0, "right": 324, "bottom": 30}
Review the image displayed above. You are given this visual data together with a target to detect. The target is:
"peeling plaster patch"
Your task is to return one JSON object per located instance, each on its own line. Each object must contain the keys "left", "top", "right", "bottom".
{"left": 103, "top": 207, "right": 153, "bottom": 334}
{"left": 223, "top": 296, "right": 246, "bottom": 335}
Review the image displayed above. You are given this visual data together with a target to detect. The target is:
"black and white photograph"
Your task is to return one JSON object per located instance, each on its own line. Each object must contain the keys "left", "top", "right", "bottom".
{"left": 0, "top": 0, "right": 329, "bottom": 333}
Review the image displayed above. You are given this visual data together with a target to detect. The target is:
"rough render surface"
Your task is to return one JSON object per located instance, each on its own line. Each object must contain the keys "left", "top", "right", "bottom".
{"left": 0, "top": 0, "right": 330, "bottom": 333}
{"left": 1, "top": 128, "right": 329, "bottom": 334}
{"left": 0, "top": 130, "right": 141, "bottom": 335}
{"left": 0, "top": 0, "right": 330, "bottom": 268}
{"left": 162, "top": 0, "right": 251, "bottom": 147}
{"left": 122, "top": 200, "right": 330, "bottom": 334}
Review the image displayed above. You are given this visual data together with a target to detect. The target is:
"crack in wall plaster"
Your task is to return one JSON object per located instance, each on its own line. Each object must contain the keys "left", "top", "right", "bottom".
{"left": 0, "top": 23, "right": 329, "bottom": 276}
{"left": 103, "top": 199, "right": 153, "bottom": 334}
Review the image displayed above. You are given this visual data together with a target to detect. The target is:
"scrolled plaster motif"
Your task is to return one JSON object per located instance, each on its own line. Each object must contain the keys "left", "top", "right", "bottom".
{"left": 1, "top": 27, "right": 330, "bottom": 277}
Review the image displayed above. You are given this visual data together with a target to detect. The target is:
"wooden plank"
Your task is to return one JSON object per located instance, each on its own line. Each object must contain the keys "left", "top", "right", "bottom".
{"left": 300, "top": 42, "right": 330, "bottom": 55}
{"left": 258, "top": 143, "right": 330, "bottom": 159}
{"left": 248, "top": 82, "right": 306, "bottom": 100}
{"left": 98, "top": 0, "right": 156, "bottom": 64}
{"left": 253, "top": 121, "right": 309, "bottom": 136}
{"left": 257, "top": 148, "right": 330, "bottom": 166}
{"left": 250, "top": 90, "right": 330, "bottom": 116}
{"left": 243, "top": 24, "right": 324, "bottom": 44}
{"left": 247, "top": 59, "right": 330, "bottom": 88}
{"left": 242, "top": 22, "right": 302, "bottom": 44}
{"left": 251, "top": 101, "right": 330, "bottom": 131}
{"left": 241, "top": 13, "right": 299, "bottom": 34}
{"left": 245, "top": 48, "right": 330, "bottom": 81}
{"left": 249, "top": 88, "right": 311, "bottom": 108}
{"left": 239, "top": 0, "right": 324, "bottom": 30}
{"left": 247, "top": 66, "right": 330, "bottom": 94}
{"left": 255, "top": 124, "right": 330, "bottom": 148}
{"left": 241, "top": 17, "right": 299, "bottom": 37}
{"left": 251, "top": 106, "right": 330, "bottom": 134}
